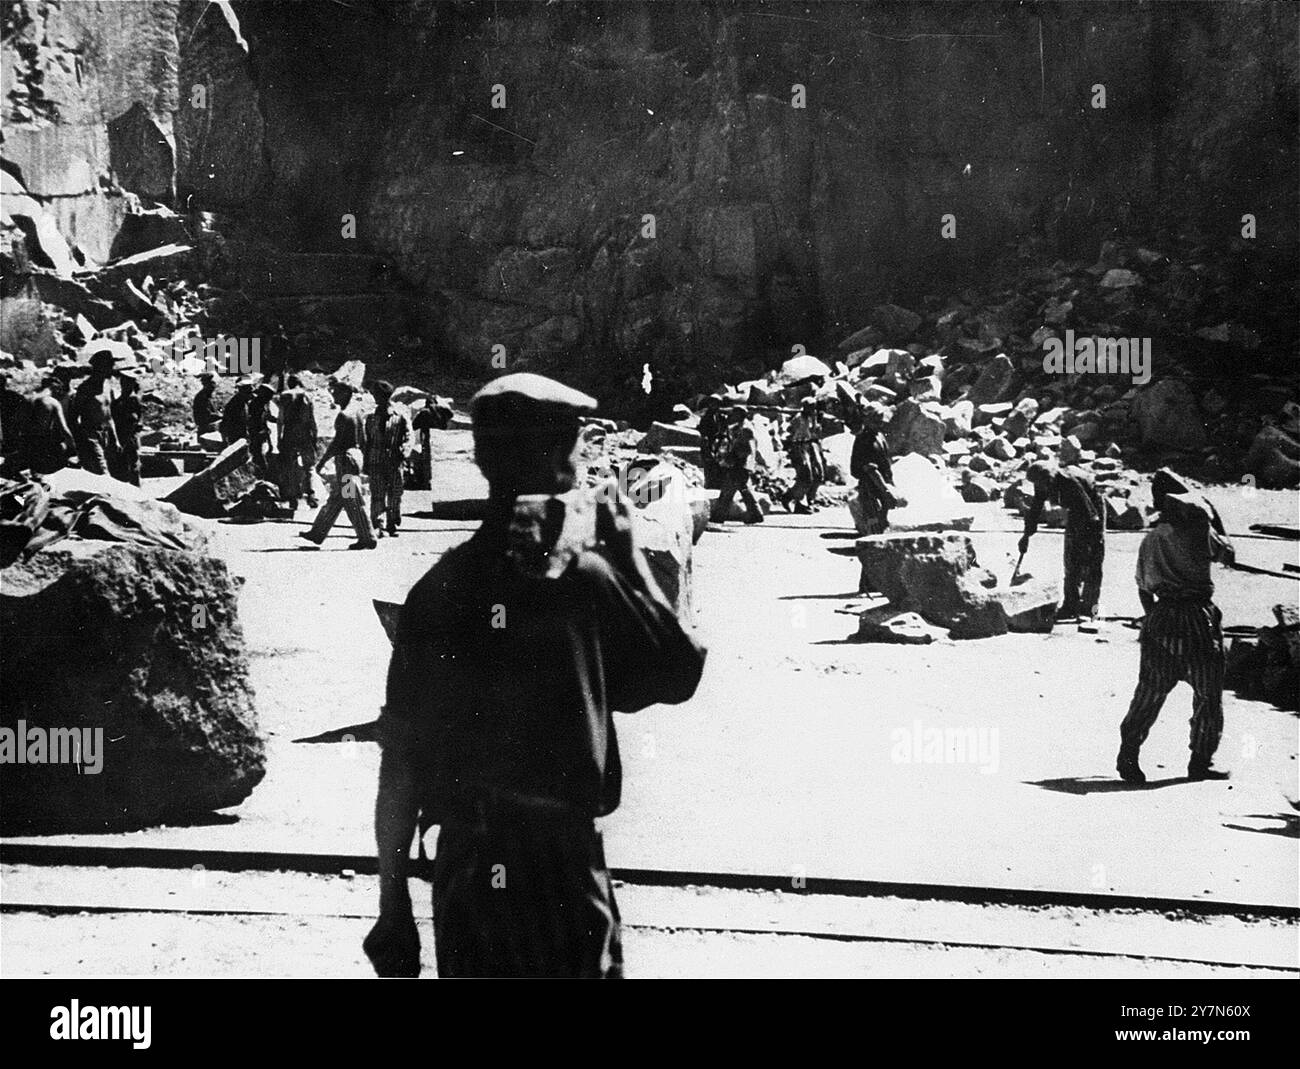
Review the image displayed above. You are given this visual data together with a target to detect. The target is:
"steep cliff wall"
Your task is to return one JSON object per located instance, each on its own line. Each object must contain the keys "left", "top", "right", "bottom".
{"left": 4, "top": 0, "right": 1296, "bottom": 405}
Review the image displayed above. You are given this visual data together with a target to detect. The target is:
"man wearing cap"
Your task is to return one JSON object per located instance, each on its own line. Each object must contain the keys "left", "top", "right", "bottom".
{"left": 69, "top": 347, "right": 124, "bottom": 478}
{"left": 1117, "top": 491, "right": 1236, "bottom": 783}
{"left": 1019, "top": 461, "right": 1107, "bottom": 619}
{"left": 300, "top": 379, "right": 375, "bottom": 549}
{"left": 712, "top": 408, "right": 764, "bottom": 524}
{"left": 111, "top": 370, "right": 143, "bottom": 486}
{"left": 220, "top": 376, "right": 255, "bottom": 447}
{"left": 193, "top": 372, "right": 219, "bottom": 437}
{"left": 364, "top": 380, "right": 410, "bottom": 539}
{"left": 783, "top": 397, "right": 825, "bottom": 514}
{"left": 366, "top": 372, "right": 706, "bottom": 978}
{"left": 278, "top": 375, "right": 319, "bottom": 510}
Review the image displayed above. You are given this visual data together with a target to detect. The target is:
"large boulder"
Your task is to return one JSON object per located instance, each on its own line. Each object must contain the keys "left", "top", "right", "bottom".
{"left": 0, "top": 542, "right": 265, "bottom": 829}
{"left": 886, "top": 399, "right": 946, "bottom": 457}
{"left": 638, "top": 421, "right": 702, "bottom": 452}
{"left": 870, "top": 303, "right": 922, "bottom": 343}
{"left": 161, "top": 439, "right": 257, "bottom": 518}
{"left": 855, "top": 533, "right": 1058, "bottom": 639}
{"left": 967, "top": 354, "right": 1016, "bottom": 405}
{"left": 886, "top": 453, "right": 975, "bottom": 531}
{"left": 1129, "top": 380, "right": 1209, "bottom": 450}
{"left": 1243, "top": 424, "right": 1300, "bottom": 489}
{"left": 624, "top": 463, "right": 696, "bottom": 619}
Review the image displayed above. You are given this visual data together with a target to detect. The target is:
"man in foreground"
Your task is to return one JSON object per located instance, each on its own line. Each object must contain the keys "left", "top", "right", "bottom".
{"left": 1117, "top": 491, "right": 1235, "bottom": 784}
{"left": 366, "top": 372, "right": 706, "bottom": 977}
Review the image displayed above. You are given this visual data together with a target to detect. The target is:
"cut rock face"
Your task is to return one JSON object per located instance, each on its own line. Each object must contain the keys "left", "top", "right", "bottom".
{"left": 855, "top": 533, "right": 1059, "bottom": 639}
{"left": 1, "top": 542, "right": 265, "bottom": 830}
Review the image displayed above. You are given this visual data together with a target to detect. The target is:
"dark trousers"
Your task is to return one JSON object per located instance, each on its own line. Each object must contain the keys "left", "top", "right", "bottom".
{"left": 282, "top": 440, "right": 318, "bottom": 506}
{"left": 788, "top": 442, "right": 824, "bottom": 506}
{"left": 1120, "top": 599, "right": 1225, "bottom": 764}
{"left": 712, "top": 467, "right": 762, "bottom": 522}
{"left": 1062, "top": 518, "right": 1105, "bottom": 616}
{"left": 431, "top": 816, "right": 623, "bottom": 979}
{"left": 370, "top": 465, "right": 403, "bottom": 532}
{"left": 76, "top": 430, "right": 121, "bottom": 478}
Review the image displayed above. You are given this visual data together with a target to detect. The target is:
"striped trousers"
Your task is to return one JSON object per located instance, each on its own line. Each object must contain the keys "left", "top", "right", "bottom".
{"left": 431, "top": 814, "right": 623, "bottom": 979}
{"left": 1120, "top": 598, "right": 1225, "bottom": 762}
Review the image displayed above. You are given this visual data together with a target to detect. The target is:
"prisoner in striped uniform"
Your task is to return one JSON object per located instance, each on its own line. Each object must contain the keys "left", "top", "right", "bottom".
{"left": 365, "top": 380, "right": 411, "bottom": 538}
{"left": 1117, "top": 492, "right": 1236, "bottom": 784}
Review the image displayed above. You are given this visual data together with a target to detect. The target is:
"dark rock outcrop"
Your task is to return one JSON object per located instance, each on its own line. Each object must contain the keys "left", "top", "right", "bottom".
{"left": 1, "top": 541, "right": 264, "bottom": 830}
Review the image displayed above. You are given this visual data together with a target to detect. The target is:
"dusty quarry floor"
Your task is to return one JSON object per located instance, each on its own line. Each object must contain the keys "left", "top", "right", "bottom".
{"left": 2, "top": 429, "right": 1297, "bottom": 977}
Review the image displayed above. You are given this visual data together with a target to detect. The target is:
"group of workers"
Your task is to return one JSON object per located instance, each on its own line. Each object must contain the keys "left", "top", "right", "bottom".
{"left": 1, "top": 347, "right": 1244, "bottom": 978}
{"left": 0, "top": 344, "right": 145, "bottom": 485}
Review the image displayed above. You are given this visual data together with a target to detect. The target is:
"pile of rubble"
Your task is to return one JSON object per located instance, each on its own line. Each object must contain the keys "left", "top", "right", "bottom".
{"left": 824, "top": 233, "right": 1297, "bottom": 491}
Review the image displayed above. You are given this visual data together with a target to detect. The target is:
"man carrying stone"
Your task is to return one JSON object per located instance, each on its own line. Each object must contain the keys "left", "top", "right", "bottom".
{"left": 711, "top": 407, "right": 764, "bottom": 524}
{"left": 277, "top": 375, "right": 319, "bottom": 511}
{"left": 299, "top": 380, "right": 375, "bottom": 550}
{"left": 365, "top": 372, "right": 706, "bottom": 978}
{"left": 1117, "top": 492, "right": 1236, "bottom": 783}
{"left": 69, "top": 347, "right": 124, "bottom": 478}
{"left": 364, "top": 379, "right": 410, "bottom": 539}
{"left": 1019, "top": 461, "right": 1106, "bottom": 620}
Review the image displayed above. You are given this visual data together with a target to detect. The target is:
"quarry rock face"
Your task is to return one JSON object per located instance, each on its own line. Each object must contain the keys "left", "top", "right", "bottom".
{"left": 856, "top": 533, "right": 1059, "bottom": 639}
{"left": 9, "top": 2, "right": 1293, "bottom": 392}
{"left": 0, "top": 541, "right": 265, "bottom": 830}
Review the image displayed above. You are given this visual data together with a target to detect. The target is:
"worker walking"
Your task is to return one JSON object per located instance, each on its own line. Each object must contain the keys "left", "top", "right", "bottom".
{"left": 365, "top": 372, "right": 706, "bottom": 978}
{"left": 1019, "top": 461, "right": 1107, "bottom": 620}
{"left": 783, "top": 397, "right": 825, "bottom": 513}
{"left": 1117, "top": 492, "right": 1236, "bottom": 783}
{"left": 711, "top": 408, "right": 764, "bottom": 524}
{"left": 365, "top": 379, "right": 410, "bottom": 538}
{"left": 850, "top": 402, "right": 896, "bottom": 535}
{"left": 299, "top": 380, "right": 375, "bottom": 549}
